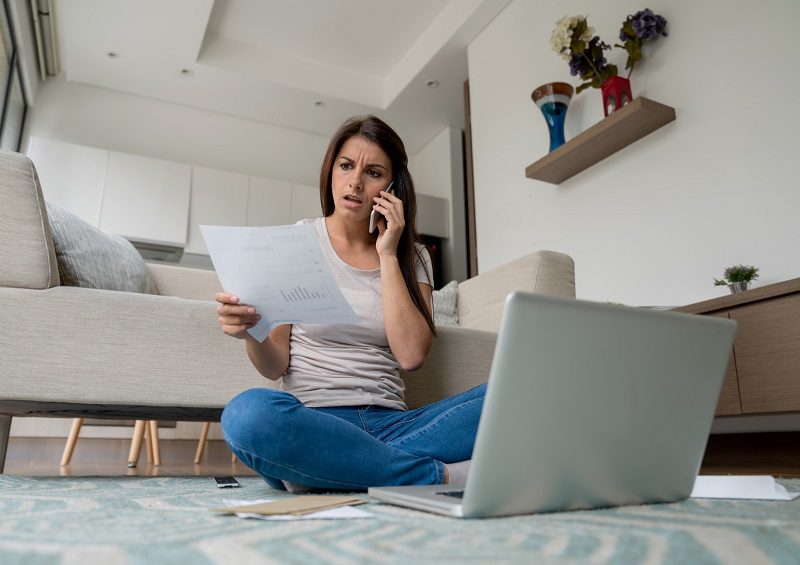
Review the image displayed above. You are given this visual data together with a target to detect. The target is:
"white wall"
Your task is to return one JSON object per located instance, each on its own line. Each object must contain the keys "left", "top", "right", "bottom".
{"left": 468, "top": 0, "right": 800, "bottom": 306}
{"left": 24, "top": 79, "right": 329, "bottom": 186}
{"left": 410, "top": 126, "right": 468, "bottom": 283}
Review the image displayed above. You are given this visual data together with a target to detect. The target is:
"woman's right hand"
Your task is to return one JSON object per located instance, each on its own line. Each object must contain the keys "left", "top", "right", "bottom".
{"left": 215, "top": 293, "right": 261, "bottom": 339}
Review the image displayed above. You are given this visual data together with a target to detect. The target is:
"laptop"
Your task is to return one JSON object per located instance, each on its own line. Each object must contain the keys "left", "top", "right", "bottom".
{"left": 368, "top": 292, "right": 736, "bottom": 518}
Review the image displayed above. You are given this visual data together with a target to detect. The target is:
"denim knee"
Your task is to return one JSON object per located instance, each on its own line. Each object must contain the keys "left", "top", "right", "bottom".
{"left": 221, "top": 388, "right": 299, "bottom": 450}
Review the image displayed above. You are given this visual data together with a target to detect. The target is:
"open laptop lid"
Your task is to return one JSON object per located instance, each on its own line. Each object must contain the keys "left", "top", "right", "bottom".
{"left": 460, "top": 292, "right": 736, "bottom": 518}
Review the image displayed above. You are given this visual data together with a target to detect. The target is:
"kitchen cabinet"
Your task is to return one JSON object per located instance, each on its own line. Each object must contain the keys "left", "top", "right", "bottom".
{"left": 26, "top": 137, "right": 108, "bottom": 226}
{"left": 185, "top": 166, "right": 249, "bottom": 255}
{"left": 100, "top": 152, "right": 192, "bottom": 246}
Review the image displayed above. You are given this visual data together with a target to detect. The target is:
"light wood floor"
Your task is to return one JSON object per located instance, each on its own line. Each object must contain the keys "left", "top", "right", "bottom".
{"left": 3, "top": 437, "right": 258, "bottom": 477}
{"left": 4, "top": 432, "right": 799, "bottom": 478}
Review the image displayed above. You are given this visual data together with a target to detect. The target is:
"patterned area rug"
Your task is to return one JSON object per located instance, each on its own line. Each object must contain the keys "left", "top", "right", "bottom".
{"left": 0, "top": 475, "right": 798, "bottom": 564}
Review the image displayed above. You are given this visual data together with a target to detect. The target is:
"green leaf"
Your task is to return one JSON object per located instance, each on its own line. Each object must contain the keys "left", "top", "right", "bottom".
{"left": 572, "top": 39, "right": 586, "bottom": 54}
{"left": 576, "top": 82, "right": 593, "bottom": 94}
{"left": 621, "top": 20, "right": 635, "bottom": 39}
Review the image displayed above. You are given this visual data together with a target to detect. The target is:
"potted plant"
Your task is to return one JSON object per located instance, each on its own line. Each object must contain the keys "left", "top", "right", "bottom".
{"left": 714, "top": 265, "right": 760, "bottom": 294}
{"left": 550, "top": 9, "right": 668, "bottom": 115}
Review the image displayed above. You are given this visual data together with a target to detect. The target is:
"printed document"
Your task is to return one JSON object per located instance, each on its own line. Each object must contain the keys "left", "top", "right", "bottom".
{"left": 201, "top": 224, "right": 358, "bottom": 342}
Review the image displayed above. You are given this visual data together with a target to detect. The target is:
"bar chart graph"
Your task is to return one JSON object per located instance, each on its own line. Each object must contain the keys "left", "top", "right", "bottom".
{"left": 280, "top": 285, "right": 326, "bottom": 302}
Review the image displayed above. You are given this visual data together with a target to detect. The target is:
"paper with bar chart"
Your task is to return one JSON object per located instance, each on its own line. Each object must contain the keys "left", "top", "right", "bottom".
{"left": 200, "top": 223, "right": 358, "bottom": 342}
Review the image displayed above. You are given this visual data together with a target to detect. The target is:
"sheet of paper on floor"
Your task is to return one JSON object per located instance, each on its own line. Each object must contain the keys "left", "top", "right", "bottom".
{"left": 691, "top": 475, "right": 800, "bottom": 500}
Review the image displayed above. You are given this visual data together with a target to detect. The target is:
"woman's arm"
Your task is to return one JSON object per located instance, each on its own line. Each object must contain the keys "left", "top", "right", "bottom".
{"left": 244, "top": 325, "right": 291, "bottom": 381}
{"left": 372, "top": 189, "right": 434, "bottom": 370}
{"left": 380, "top": 255, "right": 434, "bottom": 371}
{"left": 216, "top": 292, "right": 291, "bottom": 380}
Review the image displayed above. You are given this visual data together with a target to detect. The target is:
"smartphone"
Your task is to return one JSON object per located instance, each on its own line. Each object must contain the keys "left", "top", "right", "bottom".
{"left": 213, "top": 476, "right": 240, "bottom": 488}
{"left": 369, "top": 181, "right": 394, "bottom": 233}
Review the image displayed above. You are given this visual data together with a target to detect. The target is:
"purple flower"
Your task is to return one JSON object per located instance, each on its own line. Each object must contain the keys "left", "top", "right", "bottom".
{"left": 568, "top": 53, "right": 587, "bottom": 76}
{"left": 552, "top": 10, "right": 667, "bottom": 94}
{"left": 629, "top": 8, "right": 667, "bottom": 41}
{"left": 569, "top": 36, "right": 608, "bottom": 76}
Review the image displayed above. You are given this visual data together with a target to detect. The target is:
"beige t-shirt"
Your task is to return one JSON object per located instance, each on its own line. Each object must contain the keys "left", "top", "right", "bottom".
{"left": 280, "top": 217, "right": 433, "bottom": 410}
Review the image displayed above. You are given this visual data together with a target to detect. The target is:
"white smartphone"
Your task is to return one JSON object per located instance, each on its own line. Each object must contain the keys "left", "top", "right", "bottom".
{"left": 369, "top": 181, "right": 394, "bottom": 233}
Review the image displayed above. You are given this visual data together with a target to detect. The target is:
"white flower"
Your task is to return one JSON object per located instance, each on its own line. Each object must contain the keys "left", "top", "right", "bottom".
{"left": 550, "top": 15, "right": 594, "bottom": 61}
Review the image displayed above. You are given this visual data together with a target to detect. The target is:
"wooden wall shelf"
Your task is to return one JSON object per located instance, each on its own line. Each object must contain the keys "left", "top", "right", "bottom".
{"left": 525, "top": 97, "right": 676, "bottom": 185}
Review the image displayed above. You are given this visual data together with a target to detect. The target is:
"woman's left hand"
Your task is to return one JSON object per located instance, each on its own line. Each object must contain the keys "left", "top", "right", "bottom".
{"left": 373, "top": 189, "right": 405, "bottom": 256}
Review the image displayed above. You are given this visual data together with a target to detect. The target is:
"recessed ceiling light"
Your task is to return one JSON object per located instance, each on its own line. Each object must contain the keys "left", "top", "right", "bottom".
{"left": 314, "top": 101, "right": 326, "bottom": 107}
{"left": 180, "top": 68, "right": 193, "bottom": 76}
{"left": 425, "top": 79, "right": 439, "bottom": 89}
{"left": 107, "top": 51, "right": 119, "bottom": 59}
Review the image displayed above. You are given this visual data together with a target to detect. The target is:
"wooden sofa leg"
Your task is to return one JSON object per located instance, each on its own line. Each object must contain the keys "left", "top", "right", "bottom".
{"left": 128, "top": 420, "right": 146, "bottom": 468}
{"left": 148, "top": 421, "right": 161, "bottom": 466}
{"left": 194, "top": 421, "right": 210, "bottom": 464}
{"left": 0, "top": 415, "right": 10, "bottom": 473}
{"left": 60, "top": 418, "right": 83, "bottom": 466}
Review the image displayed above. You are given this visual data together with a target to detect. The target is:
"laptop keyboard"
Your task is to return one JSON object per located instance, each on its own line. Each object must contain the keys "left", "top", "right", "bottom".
{"left": 436, "top": 490, "right": 465, "bottom": 498}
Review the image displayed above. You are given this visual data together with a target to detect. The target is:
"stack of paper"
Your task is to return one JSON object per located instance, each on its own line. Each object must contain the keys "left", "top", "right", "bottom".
{"left": 212, "top": 495, "right": 373, "bottom": 521}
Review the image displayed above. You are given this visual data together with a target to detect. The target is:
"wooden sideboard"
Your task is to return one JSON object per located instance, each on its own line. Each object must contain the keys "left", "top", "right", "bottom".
{"left": 674, "top": 278, "right": 800, "bottom": 417}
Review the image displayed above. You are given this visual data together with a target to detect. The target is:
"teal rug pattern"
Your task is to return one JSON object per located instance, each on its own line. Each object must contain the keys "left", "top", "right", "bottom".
{"left": 0, "top": 475, "right": 798, "bottom": 564}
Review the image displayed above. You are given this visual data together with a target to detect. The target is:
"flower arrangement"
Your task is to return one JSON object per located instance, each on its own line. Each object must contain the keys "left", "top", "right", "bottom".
{"left": 713, "top": 265, "right": 760, "bottom": 287}
{"left": 550, "top": 9, "right": 668, "bottom": 94}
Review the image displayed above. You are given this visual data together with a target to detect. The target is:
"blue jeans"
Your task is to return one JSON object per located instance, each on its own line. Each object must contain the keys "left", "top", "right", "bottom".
{"left": 221, "top": 384, "right": 486, "bottom": 491}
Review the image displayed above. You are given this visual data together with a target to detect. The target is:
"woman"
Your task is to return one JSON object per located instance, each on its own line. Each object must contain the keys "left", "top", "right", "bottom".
{"left": 218, "top": 115, "right": 485, "bottom": 492}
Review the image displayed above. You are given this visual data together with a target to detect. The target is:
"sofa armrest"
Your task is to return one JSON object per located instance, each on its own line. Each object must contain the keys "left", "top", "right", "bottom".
{"left": 0, "top": 286, "right": 269, "bottom": 410}
{"left": 402, "top": 326, "right": 497, "bottom": 409}
{"left": 146, "top": 262, "right": 222, "bottom": 301}
{"left": 0, "top": 151, "right": 59, "bottom": 290}
{"left": 458, "top": 250, "right": 575, "bottom": 333}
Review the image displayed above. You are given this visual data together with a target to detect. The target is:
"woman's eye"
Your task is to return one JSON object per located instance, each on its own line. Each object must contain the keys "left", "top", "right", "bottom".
{"left": 339, "top": 162, "right": 352, "bottom": 170}
{"left": 368, "top": 170, "right": 380, "bottom": 178}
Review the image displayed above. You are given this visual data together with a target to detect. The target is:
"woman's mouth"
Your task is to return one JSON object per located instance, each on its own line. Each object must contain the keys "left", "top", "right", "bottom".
{"left": 343, "top": 194, "right": 363, "bottom": 206}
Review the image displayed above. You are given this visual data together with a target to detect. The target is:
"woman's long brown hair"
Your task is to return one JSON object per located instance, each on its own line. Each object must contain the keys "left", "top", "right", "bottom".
{"left": 319, "top": 115, "right": 436, "bottom": 336}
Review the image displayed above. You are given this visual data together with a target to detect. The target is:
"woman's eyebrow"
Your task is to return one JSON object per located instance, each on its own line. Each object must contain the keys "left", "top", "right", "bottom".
{"left": 337, "top": 156, "right": 387, "bottom": 169}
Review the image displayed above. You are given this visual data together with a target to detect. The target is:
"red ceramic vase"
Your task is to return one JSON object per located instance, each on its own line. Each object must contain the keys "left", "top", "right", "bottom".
{"left": 601, "top": 76, "right": 633, "bottom": 117}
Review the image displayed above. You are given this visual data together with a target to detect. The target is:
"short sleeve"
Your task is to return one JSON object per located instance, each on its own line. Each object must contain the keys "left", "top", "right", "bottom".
{"left": 414, "top": 243, "right": 433, "bottom": 287}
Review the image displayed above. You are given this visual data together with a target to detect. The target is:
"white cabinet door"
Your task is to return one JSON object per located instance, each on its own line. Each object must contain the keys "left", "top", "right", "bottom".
{"left": 247, "top": 176, "right": 292, "bottom": 226}
{"left": 186, "top": 166, "right": 249, "bottom": 255}
{"left": 290, "top": 183, "right": 321, "bottom": 222}
{"left": 26, "top": 137, "right": 109, "bottom": 226}
{"left": 100, "top": 152, "right": 192, "bottom": 246}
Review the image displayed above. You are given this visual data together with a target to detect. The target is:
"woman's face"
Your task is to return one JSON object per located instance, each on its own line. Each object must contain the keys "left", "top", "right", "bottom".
{"left": 331, "top": 135, "right": 393, "bottom": 223}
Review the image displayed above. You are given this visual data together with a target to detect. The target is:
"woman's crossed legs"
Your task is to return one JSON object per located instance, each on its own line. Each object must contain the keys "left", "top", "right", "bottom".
{"left": 221, "top": 384, "right": 486, "bottom": 491}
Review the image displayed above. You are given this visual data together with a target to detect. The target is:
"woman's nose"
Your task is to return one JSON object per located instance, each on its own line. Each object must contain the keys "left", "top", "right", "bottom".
{"left": 348, "top": 170, "right": 364, "bottom": 189}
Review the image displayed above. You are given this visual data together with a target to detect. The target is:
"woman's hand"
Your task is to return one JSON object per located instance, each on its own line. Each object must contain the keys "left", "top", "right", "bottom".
{"left": 215, "top": 293, "right": 261, "bottom": 339}
{"left": 373, "top": 189, "right": 405, "bottom": 256}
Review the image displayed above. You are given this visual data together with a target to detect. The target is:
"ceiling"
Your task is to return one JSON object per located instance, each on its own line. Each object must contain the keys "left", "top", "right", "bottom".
{"left": 52, "top": 0, "right": 511, "bottom": 154}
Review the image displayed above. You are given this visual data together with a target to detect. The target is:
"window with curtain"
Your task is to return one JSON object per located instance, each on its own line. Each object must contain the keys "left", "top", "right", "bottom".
{"left": 0, "top": 0, "right": 27, "bottom": 152}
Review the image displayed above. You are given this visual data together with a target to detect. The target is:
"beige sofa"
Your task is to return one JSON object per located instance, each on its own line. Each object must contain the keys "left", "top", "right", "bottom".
{"left": 0, "top": 150, "right": 575, "bottom": 471}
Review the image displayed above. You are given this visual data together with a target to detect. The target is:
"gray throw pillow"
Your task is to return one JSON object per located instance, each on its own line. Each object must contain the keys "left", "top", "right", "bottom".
{"left": 46, "top": 203, "right": 158, "bottom": 295}
{"left": 432, "top": 280, "right": 458, "bottom": 327}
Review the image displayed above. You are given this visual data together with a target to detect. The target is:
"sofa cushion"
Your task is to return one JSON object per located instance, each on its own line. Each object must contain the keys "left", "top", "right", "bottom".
{"left": 458, "top": 251, "right": 575, "bottom": 333}
{"left": 46, "top": 203, "right": 158, "bottom": 294}
{"left": 432, "top": 280, "right": 458, "bottom": 327}
{"left": 0, "top": 150, "right": 59, "bottom": 289}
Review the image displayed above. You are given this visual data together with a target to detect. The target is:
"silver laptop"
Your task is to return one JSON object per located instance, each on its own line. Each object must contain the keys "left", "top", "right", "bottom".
{"left": 369, "top": 292, "right": 736, "bottom": 518}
